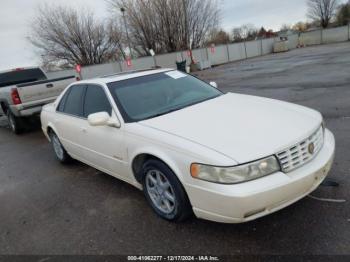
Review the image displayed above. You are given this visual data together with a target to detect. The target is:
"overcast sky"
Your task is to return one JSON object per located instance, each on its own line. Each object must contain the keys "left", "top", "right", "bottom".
{"left": 0, "top": 0, "right": 345, "bottom": 71}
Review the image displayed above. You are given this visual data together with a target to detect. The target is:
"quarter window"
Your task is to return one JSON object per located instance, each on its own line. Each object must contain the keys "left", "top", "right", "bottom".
{"left": 57, "top": 89, "right": 70, "bottom": 112}
{"left": 83, "top": 85, "right": 112, "bottom": 118}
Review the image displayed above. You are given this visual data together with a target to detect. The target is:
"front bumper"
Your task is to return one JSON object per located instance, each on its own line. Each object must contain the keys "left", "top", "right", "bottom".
{"left": 186, "top": 129, "right": 335, "bottom": 223}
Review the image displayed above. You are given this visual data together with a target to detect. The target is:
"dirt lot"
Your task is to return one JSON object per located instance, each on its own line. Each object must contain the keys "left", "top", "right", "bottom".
{"left": 0, "top": 42, "right": 349, "bottom": 255}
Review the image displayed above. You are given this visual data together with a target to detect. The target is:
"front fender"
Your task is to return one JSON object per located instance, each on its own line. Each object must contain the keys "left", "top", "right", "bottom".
{"left": 129, "top": 145, "right": 190, "bottom": 187}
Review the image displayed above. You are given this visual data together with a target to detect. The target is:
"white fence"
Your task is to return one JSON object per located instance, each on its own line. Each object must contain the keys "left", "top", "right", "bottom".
{"left": 46, "top": 25, "right": 350, "bottom": 80}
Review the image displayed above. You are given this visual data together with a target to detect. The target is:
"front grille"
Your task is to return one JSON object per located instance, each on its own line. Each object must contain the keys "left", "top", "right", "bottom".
{"left": 277, "top": 126, "right": 324, "bottom": 172}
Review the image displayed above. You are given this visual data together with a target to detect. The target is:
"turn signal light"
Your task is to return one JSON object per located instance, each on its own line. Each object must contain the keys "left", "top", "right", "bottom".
{"left": 190, "top": 163, "right": 200, "bottom": 178}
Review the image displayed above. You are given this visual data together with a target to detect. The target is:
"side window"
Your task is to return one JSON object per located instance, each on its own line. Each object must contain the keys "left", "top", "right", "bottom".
{"left": 83, "top": 85, "right": 112, "bottom": 118}
{"left": 57, "top": 89, "right": 70, "bottom": 112}
{"left": 63, "top": 85, "right": 85, "bottom": 117}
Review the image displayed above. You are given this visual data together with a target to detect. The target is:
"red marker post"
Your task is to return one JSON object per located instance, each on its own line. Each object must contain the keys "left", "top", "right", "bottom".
{"left": 75, "top": 64, "right": 82, "bottom": 81}
{"left": 210, "top": 44, "right": 216, "bottom": 54}
{"left": 126, "top": 57, "right": 132, "bottom": 68}
{"left": 187, "top": 49, "right": 196, "bottom": 63}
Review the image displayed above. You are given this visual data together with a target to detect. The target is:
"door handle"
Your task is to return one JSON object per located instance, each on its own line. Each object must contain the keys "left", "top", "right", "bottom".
{"left": 46, "top": 83, "right": 54, "bottom": 88}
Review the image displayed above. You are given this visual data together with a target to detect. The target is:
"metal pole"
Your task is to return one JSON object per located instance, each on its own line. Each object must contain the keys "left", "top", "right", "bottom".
{"left": 348, "top": 22, "right": 350, "bottom": 41}
{"left": 153, "top": 56, "right": 157, "bottom": 68}
{"left": 206, "top": 47, "right": 209, "bottom": 61}
{"left": 226, "top": 44, "right": 230, "bottom": 62}
{"left": 121, "top": 8, "right": 132, "bottom": 59}
{"left": 183, "top": 0, "right": 189, "bottom": 53}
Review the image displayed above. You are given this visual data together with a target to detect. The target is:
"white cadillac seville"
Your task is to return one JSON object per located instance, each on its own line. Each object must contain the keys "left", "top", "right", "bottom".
{"left": 41, "top": 69, "right": 335, "bottom": 223}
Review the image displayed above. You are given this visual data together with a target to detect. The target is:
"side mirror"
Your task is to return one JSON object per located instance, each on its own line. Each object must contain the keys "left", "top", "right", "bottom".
{"left": 210, "top": 81, "right": 218, "bottom": 88}
{"left": 88, "top": 112, "right": 121, "bottom": 128}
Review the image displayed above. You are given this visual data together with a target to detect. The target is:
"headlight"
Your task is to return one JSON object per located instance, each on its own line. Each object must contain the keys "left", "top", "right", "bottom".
{"left": 190, "top": 156, "right": 280, "bottom": 184}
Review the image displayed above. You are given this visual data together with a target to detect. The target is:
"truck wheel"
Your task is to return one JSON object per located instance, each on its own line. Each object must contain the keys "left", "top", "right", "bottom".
{"left": 7, "top": 111, "right": 23, "bottom": 134}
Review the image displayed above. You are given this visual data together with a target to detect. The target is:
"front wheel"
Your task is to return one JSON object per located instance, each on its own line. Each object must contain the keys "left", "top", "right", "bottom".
{"left": 7, "top": 111, "right": 23, "bottom": 134}
{"left": 142, "top": 160, "right": 192, "bottom": 222}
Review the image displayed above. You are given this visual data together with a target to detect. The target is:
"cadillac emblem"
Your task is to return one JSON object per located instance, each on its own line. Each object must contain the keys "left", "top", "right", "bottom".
{"left": 308, "top": 142, "right": 315, "bottom": 154}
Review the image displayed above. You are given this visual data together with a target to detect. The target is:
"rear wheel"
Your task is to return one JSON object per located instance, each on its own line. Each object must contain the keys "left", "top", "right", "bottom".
{"left": 142, "top": 159, "right": 192, "bottom": 222}
{"left": 50, "top": 132, "right": 71, "bottom": 164}
{"left": 7, "top": 111, "right": 23, "bottom": 134}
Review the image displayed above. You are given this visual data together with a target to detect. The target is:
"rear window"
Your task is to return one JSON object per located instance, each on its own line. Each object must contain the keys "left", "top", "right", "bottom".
{"left": 0, "top": 69, "right": 47, "bottom": 88}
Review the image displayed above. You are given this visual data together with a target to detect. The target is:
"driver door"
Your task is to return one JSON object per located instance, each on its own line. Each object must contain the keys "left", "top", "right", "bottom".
{"left": 78, "top": 84, "right": 128, "bottom": 179}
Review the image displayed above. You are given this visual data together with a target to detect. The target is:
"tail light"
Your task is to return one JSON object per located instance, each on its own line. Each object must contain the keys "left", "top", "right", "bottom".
{"left": 11, "top": 88, "right": 22, "bottom": 105}
{"left": 12, "top": 68, "right": 24, "bottom": 71}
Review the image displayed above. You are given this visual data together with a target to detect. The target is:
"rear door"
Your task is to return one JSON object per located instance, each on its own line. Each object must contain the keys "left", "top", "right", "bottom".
{"left": 54, "top": 84, "right": 87, "bottom": 157}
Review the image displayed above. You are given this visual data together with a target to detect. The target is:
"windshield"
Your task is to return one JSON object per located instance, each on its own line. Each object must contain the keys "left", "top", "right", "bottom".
{"left": 107, "top": 71, "right": 222, "bottom": 122}
{"left": 0, "top": 68, "right": 47, "bottom": 88}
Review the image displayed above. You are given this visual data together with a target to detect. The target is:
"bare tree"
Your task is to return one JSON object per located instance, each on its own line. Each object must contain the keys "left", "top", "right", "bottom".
{"left": 292, "top": 21, "right": 312, "bottom": 32}
{"left": 231, "top": 24, "right": 258, "bottom": 42}
{"left": 232, "top": 27, "right": 244, "bottom": 42}
{"left": 280, "top": 24, "right": 291, "bottom": 31}
{"left": 307, "top": 0, "right": 339, "bottom": 28}
{"left": 240, "top": 24, "right": 258, "bottom": 40}
{"left": 206, "top": 29, "right": 230, "bottom": 45}
{"left": 29, "top": 4, "right": 124, "bottom": 68}
{"left": 336, "top": 1, "right": 350, "bottom": 26}
{"left": 107, "top": 0, "right": 219, "bottom": 55}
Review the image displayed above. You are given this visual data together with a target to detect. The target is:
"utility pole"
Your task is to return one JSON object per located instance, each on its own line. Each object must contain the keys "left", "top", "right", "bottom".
{"left": 182, "top": 0, "right": 189, "bottom": 57}
{"left": 120, "top": 7, "right": 132, "bottom": 58}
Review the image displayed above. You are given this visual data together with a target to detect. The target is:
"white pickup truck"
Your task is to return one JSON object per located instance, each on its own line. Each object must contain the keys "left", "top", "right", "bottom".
{"left": 0, "top": 67, "right": 76, "bottom": 134}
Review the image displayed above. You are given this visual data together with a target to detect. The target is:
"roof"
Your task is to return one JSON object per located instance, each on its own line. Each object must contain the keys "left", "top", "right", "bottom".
{"left": 78, "top": 68, "right": 174, "bottom": 85}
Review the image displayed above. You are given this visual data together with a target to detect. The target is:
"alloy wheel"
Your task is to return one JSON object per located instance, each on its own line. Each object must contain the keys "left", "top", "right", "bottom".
{"left": 52, "top": 134, "right": 64, "bottom": 160}
{"left": 145, "top": 169, "right": 176, "bottom": 214}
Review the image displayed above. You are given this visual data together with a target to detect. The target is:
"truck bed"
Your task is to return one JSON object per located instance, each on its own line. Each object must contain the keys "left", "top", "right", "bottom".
{"left": 16, "top": 76, "right": 75, "bottom": 104}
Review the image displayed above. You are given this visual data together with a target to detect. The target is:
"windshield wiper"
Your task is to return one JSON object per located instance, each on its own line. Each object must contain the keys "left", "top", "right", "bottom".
{"left": 142, "top": 107, "right": 180, "bottom": 121}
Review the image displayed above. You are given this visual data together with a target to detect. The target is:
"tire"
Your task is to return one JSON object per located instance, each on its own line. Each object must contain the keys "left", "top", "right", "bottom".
{"left": 49, "top": 131, "right": 71, "bottom": 164}
{"left": 142, "top": 159, "right": 192, "bottom": 222}
{"left": 7, "top": 111, "right": 23, "bottom": 134}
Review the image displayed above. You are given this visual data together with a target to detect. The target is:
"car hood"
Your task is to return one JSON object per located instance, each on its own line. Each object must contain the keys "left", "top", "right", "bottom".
{"left": 140, "top": 93, "right": 322, "bottom": 164}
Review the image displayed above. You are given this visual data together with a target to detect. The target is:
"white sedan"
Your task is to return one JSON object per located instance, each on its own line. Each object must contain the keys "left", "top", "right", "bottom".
{"left": 41, "top": 69, "right": 335, "bottom": 223}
